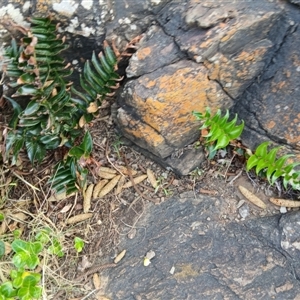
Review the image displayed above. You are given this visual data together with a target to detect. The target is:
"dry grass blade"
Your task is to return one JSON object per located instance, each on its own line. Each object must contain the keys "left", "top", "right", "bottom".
{"left": 269, "top": 197, "right": 300, "bottom": 207}
{"left": 83, "top": 184, "right": 94, "bottom": 213}
{"left": 93, "top": 179, "right": 109, "bottom": 199}
{"left": 238, "top": 185, "right": 266, "bottom": 209}
{"left": 122, "top": 174, "right": 147, "bottom": 189}
{"left": 147, "top": 168, "right": 157, "bottom": 189}
{"left": 66, "top": 213, "right": 93, "bottom": 224}
{"left": 99, "top": 175, "right": 121, "bottom": 197}
{"left": 11, "top": 171, "right": 40, "bottom": 191}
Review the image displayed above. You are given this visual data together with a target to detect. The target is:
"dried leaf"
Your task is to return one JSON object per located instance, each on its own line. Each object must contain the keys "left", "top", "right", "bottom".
{"left": 93, "top": 273, "right": 101, "bottom": 289}
{"left": 122, "top": 174, "right": 147, "bottom": 189}
{"left": 114, "top": 249, "right": 126, "bottom": 263}
{"left": 145, "top": 250, "right": 156, "bottom": 260}
{"left": 99, "top": 175, "right": 121, "bottom": 197}
{"left": 9, "top": 212, "right": 28, "bottom": 222}
{"left": 238, "top": 186, "right": 266, "bottom": 209}
{"left": 87, "top": 101, "right": 98, "bottom": 113}
{"left": 78, "top": 255, "right": 92, "bottom": 272}
{"left": 147, "top": 168, "right": 157, "bottom": 188}
{"left": 4, "top": 241, "right": 12, "bottom": 255}
{"left": 269, "top": 197, "right": 300, "bottom": 208}
{"left": 117, "top": 165, "right": 137, "bottom": 176}
{"left": 60, "top": 203, "right": 72, "bottom": 213}
{"left": 93, "top": 179, "right": 109, "bottom": 199}
{"left": 66, "top": 213, "right": 93, "bottom": 224}
{"left": 0, "top": 221, "right": 7, "bottom": 235}
{"left": 83, "top": 184, "right": 94, "bottom": 213}
{"left": 115, "top": 175, "right": 126, "bottom": 195}
{"left": 99, "top": 167, "right": 116, "bottom": 174}
{"left": 47, "top": 191, "right": 75, "bottom": 202}
{"left": 79, "top": 115, "right": 86, "bottom": 128}
{"left": 96, "top": 296, "right": 111, "bottom": 300}
{"left": 98, "top": 170, "right": 116, "bottom": 179}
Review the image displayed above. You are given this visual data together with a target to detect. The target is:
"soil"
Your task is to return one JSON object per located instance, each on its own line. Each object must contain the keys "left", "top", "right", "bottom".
{"left": 1, "top": 99, "right": 299, "bottom": 300}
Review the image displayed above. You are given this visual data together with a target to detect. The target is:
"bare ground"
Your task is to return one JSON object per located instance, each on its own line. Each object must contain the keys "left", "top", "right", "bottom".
{"left": 1, "top": 101, "right": 299, "bottom": 300}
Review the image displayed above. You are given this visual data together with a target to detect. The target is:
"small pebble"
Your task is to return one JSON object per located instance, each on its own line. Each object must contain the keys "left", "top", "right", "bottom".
{"left": 280, "top": 206, "right": 287, "bottom": 214}
{"left": 239, "top": 204, "right": 249, "bottom": 219}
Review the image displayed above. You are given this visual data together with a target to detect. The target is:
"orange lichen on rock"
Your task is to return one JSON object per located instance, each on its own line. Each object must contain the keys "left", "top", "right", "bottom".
{"left": 117, "top": 60, "right": 232, "bottom": 157}
{"left": 266, "top": 121, "right": 276, "bottom": 129}
{"left": 137, "top": 47, "right": 152, "bottom": 60}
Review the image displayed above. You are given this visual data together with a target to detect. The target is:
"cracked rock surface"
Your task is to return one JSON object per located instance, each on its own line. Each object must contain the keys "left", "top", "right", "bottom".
{"left": 2, "top": 0, "right": 300, "bottom": 173}
{"left": 104, "top": 195, "right": 300, "bottom": 299}
{"left": 114, "top": 0, "right": 298, "bottom": 174}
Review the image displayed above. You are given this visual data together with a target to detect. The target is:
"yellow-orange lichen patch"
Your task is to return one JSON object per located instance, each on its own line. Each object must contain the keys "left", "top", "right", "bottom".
{"left": 134, "top": 66, "right": 231, "bottom": 134}
{"left": 37, "top": 0, "right": 58, "bottom": 12}
{"left": 220, "top": 27, "right": 237, "bottom": 42}
{"left": 137, "top": 47, "right": 152, "bottom": 60}
{"left": 200, "top": 38, "right": 213, "bottom": 49}
{"left": 266, "top": 120, "right": 276, "bottom": 129}
{"left": 144, "top": 79, "right": 156, "bottom": 89}
{"left": 118, "top": 109, "right": 165, "bottom": 150}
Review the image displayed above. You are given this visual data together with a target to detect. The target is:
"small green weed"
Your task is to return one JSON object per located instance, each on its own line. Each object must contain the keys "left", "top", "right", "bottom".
{"left": 194, "top": 108, "right": 300, "bottom": 191}
{"left": 193, "top": 107, "right": 244, "bottom": 153}
{"left": 74, "top": 237, "right": 85, "bottom": 253}
{"left": 0, "top": 219, "right": 66, "bottom": 300}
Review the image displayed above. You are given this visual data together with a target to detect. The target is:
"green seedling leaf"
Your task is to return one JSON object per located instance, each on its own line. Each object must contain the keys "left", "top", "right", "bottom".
{"left": 74, "top": 237, "right": 85, "bottom": 253}
{"left": 13, "top": 229, "right": 22, "bottom": 239}
{"left": 18, "top": 73, "right": 36, "bottom": 84}
{"left": 214, "top": 135, "right": 230, "bottom": 151}
{"left": 0, "top": 240, "right": 5, "bottom": 258}
{"left": 48, "top": 239, "right": 64, "bottom": 257}
{"left": 99, "top": 52, "right": 113, "bottom": 74}
{"left": 255, "top": 141, "right": 269, "bottom": 158}
{"left": 11, "top": 240, "right": 42, "bottom": 269}
{"left": 228, "top": 121, "right": 244, "bottom": 140}
{"left": 103, "top": 41, "right": 117, "bottom": 66}
{"left": 17, "top": 273, "right": 42, "bottom": 300}
{"left": 219, "top": 110, "right": 230, "bottom": 127}
{"left": 25, "top": 140, "right": 46, "bottom": 164}
{"left": 92, "top": 51, "right": 110, "bottom": 81}
{"left": 0, "top": 281, "right": 17, "bottom": 298}
{"left": 68, "top": 146, "right": 85, "bottom": 158}
{"left": 39, "top": 135, "right": 60, "bottom": 149}
{"left": 4, "top": 96, "right": 22, "bottom": 129}
{"left": 23, "top": 101, "right": 41, "bottom": 116}
{"left": 35, "top": 228, "right": 51, "bottom": 244}
{"left": 0, "top": 213, "right": 4, "bottom": 221}
{"left": 81, "top": 131, "right": 93, "bottom": 157}
{"left": 14, "top": 85, "right": 39, "bottom": 96}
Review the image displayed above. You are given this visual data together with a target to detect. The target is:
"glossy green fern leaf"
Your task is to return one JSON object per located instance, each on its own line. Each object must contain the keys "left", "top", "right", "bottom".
{"left": 4, "top": 17, "right": 121, "bottom": 194}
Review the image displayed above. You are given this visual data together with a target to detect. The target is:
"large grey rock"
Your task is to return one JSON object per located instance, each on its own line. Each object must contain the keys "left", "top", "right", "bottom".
{"left": 232, "top": 8, "right": 300, "bottom": 157}
{"left": 104, "top": 195, "right": 300, "bottom": 299}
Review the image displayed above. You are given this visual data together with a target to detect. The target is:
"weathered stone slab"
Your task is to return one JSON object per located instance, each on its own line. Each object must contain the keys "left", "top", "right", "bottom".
{"left": 104, "top": 196, "right": 300, "bottom": 299}
{"left": 126, "top": 25, "right": 183, "bottom": 78}
{"left": 180, "top": 1, "right": 288, "bottom": 98}
{"left": 117, "top": 60, "right": 232, "bottom": 158}
{"left": 233, "top": 11, "right": 300, "bottom": 158}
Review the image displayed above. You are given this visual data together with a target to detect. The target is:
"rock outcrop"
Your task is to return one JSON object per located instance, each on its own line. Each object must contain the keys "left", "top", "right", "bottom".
{"left": 1, "top": 0, "right": 300, "bottom": 174}
{"left": 104, "top": 195, "right": 300, "bottom": 299}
